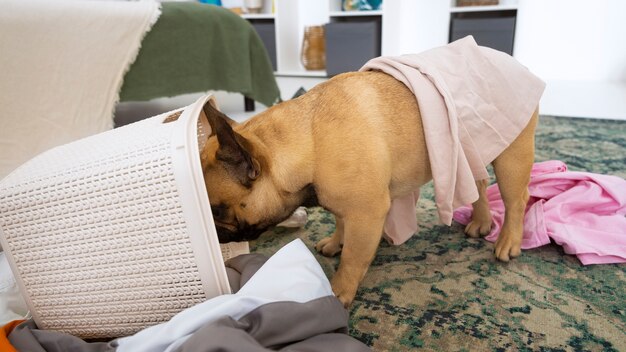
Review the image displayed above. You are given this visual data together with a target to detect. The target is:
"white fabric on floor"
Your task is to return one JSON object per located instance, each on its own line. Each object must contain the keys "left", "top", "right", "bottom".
{"left": 0, "top": 252, "right": 29, "bottom": 326}
{"left": 116, "top": 239, "right": 333, "bottom": 352}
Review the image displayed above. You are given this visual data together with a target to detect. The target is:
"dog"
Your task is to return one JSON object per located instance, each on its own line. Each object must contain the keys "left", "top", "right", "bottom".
{"left": 199, "top": 70, "right": 538, "bottom": 307}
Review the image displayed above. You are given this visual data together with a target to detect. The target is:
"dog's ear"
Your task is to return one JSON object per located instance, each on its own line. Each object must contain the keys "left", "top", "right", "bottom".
{"left": 203, "top": 99, "right": 239, "bottom": 131}
{"left": 203, "top": 101, "right": 260, "bottom": 187}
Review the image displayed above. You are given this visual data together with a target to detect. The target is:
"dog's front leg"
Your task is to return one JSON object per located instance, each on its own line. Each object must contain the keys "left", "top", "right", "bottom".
{"left": 332, "top": 207, "right": 388, "bottom": 307}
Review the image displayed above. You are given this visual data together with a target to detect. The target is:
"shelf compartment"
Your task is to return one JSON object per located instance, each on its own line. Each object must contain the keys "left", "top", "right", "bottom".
{"left": 450, "top": 10, "right": 517, "bottom": 55}
{"left": 247, "top": 19, "right": 277, "bottom": 71}
{"left": 325, "top": 19, "right": 381, "bottom": 76}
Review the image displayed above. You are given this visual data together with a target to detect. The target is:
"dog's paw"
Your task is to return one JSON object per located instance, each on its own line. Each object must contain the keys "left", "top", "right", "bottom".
{"left": 331, "top": 275, "right": 357, "bottom": 308}
{"left": 335, "top": 292, "right": 354, "bottom": 308}
{"left": 464, "top": 218, "right": 493, "bottom": 238}
{"left": 494, "top": 232, "right": 522, "bottom": 262}
{"left": 315, "top": 237, "right": 342, "bottom": 257}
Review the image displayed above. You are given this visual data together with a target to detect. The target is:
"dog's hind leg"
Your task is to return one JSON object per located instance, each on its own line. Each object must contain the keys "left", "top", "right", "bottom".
{"left": 464, "top": 179, "right": 493, "bottom": 237}
{"left": 491, "top": 110, "right": 538, "bottom": 261}
{"left": 315, "top": 215, "right": 344, "bottom": 256}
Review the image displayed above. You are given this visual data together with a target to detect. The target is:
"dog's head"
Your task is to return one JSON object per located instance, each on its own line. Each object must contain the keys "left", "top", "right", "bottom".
{"left": 199, "top": 101, "right": 304, "bottom": 243}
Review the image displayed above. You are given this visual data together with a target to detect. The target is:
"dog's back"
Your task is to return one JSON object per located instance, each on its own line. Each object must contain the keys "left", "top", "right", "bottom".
{"left": 303, "top": 71, "right": 433, "bottom": 200}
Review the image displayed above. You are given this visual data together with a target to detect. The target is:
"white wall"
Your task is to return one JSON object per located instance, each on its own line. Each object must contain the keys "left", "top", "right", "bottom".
{"left": 382, "top": 0, "right": 450, "bottom": 56}
{"left": 514, "top": 0, "right": 626, "bottom": 119}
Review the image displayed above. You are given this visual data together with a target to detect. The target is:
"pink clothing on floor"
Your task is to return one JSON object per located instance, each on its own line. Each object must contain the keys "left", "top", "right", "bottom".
{"left": 453, "top": 160, "right": 626, "bottom": 265}
{"left": 383, "top": 190, "right": 420, "bottom": 244}
{"left": 360, "top": 36, "right": 545, "bottom": 245}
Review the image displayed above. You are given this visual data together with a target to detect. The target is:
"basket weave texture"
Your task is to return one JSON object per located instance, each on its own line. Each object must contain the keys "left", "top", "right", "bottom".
{"left": 0, "top": 96, "right": 236, "bottom": 338}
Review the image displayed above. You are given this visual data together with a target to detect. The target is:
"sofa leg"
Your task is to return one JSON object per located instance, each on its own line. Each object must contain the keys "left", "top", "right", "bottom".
{"left": 244, "top": 97, "right": 255, "bottom": 112}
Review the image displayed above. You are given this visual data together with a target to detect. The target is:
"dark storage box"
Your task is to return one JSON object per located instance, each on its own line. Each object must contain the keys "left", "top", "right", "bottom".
{"left": 325, "top": 20, "right": 381, "bottom": 76}
{"left": 450, "top": 15, "right": 516, "bottom": 55}
{"left": 251, "top": 21, "right": 277, "bottom": 71}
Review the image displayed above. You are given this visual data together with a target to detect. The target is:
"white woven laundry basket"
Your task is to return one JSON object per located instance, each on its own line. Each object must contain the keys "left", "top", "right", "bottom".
{"left": 0, "top": 94, "right": 248, "bottom": 338}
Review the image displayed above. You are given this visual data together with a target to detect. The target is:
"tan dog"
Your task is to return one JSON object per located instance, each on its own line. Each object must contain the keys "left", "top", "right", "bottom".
{"left": 200, "top": 71, "right": 537, "bottom": 307}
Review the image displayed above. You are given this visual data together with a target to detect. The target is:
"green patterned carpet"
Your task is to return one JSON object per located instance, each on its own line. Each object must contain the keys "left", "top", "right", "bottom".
{"left": 250, "top": 116, "right": 626, "bottom": 351}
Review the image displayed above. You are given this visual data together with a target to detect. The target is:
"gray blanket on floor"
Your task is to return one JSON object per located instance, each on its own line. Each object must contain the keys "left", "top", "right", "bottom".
{"left": 8, "top": 254, "right": 370, "bottom": 352}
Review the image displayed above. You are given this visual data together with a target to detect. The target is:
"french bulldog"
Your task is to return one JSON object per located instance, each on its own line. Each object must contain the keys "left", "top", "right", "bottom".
{"left": 199, "top": 71, "right": 538, "bottom": 307}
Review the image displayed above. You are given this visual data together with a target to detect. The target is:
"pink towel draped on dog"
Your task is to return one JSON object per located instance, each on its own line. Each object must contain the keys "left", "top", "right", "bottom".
{"left": 360, "top": 36, "right": 546, "bottom": 245}
{"left": 453, "top": 160, "right": 626, "bottom": 265}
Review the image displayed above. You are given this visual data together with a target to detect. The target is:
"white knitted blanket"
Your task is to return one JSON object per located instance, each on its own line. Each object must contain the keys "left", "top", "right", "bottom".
{"left": 0, "top": 0, "right": 161, "bottom": 179}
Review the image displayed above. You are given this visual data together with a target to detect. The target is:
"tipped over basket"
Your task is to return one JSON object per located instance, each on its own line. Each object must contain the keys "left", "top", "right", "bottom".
{"left": 0, "top": 94, "right": 247, "bottom": 338}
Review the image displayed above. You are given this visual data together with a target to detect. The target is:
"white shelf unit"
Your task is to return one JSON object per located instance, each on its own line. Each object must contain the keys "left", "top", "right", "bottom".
{"left": 240, "top": 0, "right": 523, "bottom": 95}
{"left": 244, "top": 0, "right": 520, "bottom": 92}
{"left": 241, "top": 13, "right": 275, "bottom": 20}
{"left": 239, "top": 0, "right": 626, "bottom": 119}
{"left": 275, "top": 70, "right": 327, "bottom": 78}
{"left": 329, "top": 10, "right": 383, "bottom": 17}
{"left": 450, "top": 0, "right": 518, "bottom": 13}
{"left": 242, "top": 0, "right": 522, "bottom": 77}
{"left": 246, "top": 0, "right": 520, "bottom": 78}
{"left": 242, "top": 0, "right": 387, "bottom": 79}
{"left": 450, "top": 4, "right": 517, "bottom": 13}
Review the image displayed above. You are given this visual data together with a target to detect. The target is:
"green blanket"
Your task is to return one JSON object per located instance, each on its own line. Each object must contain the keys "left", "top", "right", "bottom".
{"left": 120, "top": 3, "right": 280, "bottom": 107}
